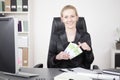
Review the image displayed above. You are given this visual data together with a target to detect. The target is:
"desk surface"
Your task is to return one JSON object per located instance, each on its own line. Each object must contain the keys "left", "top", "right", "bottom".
{"left": 0, "top": 68, "right": 119, "bottom": 80}
{"left": 0, "top": 68, "right": 62, "bottom": 80}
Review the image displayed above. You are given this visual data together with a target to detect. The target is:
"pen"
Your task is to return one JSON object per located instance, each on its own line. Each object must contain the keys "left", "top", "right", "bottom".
{"left": 67, "top": 69, "right": 74, "bottom": 72}
{"left": 59, "top": 69, "right": 74, "bottom": 72}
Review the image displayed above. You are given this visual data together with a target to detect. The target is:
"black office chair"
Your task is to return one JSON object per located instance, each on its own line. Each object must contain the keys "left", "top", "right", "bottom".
{"left": 51, "top": 17, "right": 87, "bottom": 35}
{"left": 34, "top": 17, "right": 99, "bottom": 69}
{"left": 51, "top": 17, "right": 99, "bottom": 69}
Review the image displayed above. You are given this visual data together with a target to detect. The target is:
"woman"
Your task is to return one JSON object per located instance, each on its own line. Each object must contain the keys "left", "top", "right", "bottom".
{"left": 47, "top": 5, "right": 94, "bottom": 69}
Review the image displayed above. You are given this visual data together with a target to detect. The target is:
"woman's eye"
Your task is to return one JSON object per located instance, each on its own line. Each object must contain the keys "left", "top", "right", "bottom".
{"left": 64, "top": 16, "right": 68, "bottom": 19}
{"left": 71, "top": 16, "right": 75, "bottom": 18}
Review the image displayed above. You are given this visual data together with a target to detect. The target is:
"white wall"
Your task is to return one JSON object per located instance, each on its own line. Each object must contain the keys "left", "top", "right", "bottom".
{"left": 31, "top": 0, "right": 120, "bottom": 69}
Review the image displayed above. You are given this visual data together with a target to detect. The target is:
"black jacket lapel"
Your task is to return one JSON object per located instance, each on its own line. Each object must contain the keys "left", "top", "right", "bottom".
{"left": 74, "top": 31, "right": 81, "bottom": 44}
{"left": 59, "top": 32, "right": 68, "bottom": 49}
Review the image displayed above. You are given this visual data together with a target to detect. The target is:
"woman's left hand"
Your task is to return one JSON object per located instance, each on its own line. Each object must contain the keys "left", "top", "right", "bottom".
{"left": 78, "top": 42, "right": 91, "bottom": 51}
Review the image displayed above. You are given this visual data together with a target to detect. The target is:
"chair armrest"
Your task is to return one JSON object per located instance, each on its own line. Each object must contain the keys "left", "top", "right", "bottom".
{"left": 92, "top": 65, "right": 99, "bottom": 70}
{"left": 34, "top": 64, "right": 43, "bottom": 68}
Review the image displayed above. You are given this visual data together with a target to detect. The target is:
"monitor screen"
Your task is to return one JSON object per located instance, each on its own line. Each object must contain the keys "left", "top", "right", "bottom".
{"left": 0, "top": 17, "right": 16, "bottom": 74}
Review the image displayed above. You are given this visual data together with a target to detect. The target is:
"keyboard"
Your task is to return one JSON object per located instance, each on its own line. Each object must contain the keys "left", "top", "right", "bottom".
{"left": 14, "top": 72, "right": 39, "bottom": 78}
{"left": 103, "top": 69, "right": 120, "bottom": 76}
{"left": 4, "top": 72, "right": 39, "bottom": 78}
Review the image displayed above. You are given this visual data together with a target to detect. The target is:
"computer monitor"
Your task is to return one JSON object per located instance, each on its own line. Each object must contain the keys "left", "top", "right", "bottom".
{"left": 0, "top": 18, "right": 39, "bottom": 78}
{"left": 0, "top": 17, "right": 18, "bottom": 74}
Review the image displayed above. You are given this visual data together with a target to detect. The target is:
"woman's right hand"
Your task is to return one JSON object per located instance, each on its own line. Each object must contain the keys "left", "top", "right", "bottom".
{"left": 56, "top": 51, "right": 70, "bottom": 60}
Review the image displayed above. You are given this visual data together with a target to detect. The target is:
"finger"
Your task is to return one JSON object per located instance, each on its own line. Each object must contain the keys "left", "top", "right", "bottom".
{"left": 78, "top": 42, "right": 81, "bottom": 47}
{"left": 87, "top": 46, "right": 91, "bottom": 51}
{"left": 84, "top": 43, "right": 91, "bottom": 51}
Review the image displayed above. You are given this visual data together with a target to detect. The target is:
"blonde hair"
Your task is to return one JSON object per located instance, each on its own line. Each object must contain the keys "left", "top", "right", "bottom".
{"left": 60, "top": 5, "right": 78, "bottom": 17}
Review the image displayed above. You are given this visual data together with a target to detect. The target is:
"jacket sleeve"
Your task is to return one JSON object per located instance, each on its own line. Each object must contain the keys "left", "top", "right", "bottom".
{"left": 81, "top": 32, "right": 94, "bottom": 69}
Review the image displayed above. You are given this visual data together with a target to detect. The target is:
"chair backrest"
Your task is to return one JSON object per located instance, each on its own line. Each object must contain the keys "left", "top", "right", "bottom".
{"left": 51, "top": 17, "right": 87, "bottom": 34}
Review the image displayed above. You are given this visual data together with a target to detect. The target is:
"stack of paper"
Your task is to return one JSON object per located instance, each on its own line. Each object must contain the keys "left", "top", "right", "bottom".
{"left": 17, "top": 36, "right": 28, "bottom": 47}
{"left": 64, "top": 43, "right": 82, "bottom": 59}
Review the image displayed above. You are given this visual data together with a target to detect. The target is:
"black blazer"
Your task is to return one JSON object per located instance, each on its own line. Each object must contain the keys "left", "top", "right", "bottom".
{"left": 47, "top": 28, "right": 94, "bottom": 69}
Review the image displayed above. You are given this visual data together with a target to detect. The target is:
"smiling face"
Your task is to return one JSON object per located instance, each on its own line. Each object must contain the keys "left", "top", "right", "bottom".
{"left": 61, "top": 9, "right": 78, "bottom": 29}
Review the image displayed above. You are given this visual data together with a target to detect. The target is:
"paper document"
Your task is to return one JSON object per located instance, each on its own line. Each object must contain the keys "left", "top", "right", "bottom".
{"left": 77, "top": 72, "right": 119, "bottom": 80}
{"left": 71, "top": 67, "right": 97, "bottom": 74}
{"left": 64, "top": 43, "right": 82, "bottom": 59}
{"left": 54, "top": 72, "right": 92, "bottom": 80}
{"left": 71, "top": 67, "right": 119, "bottom": 80}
